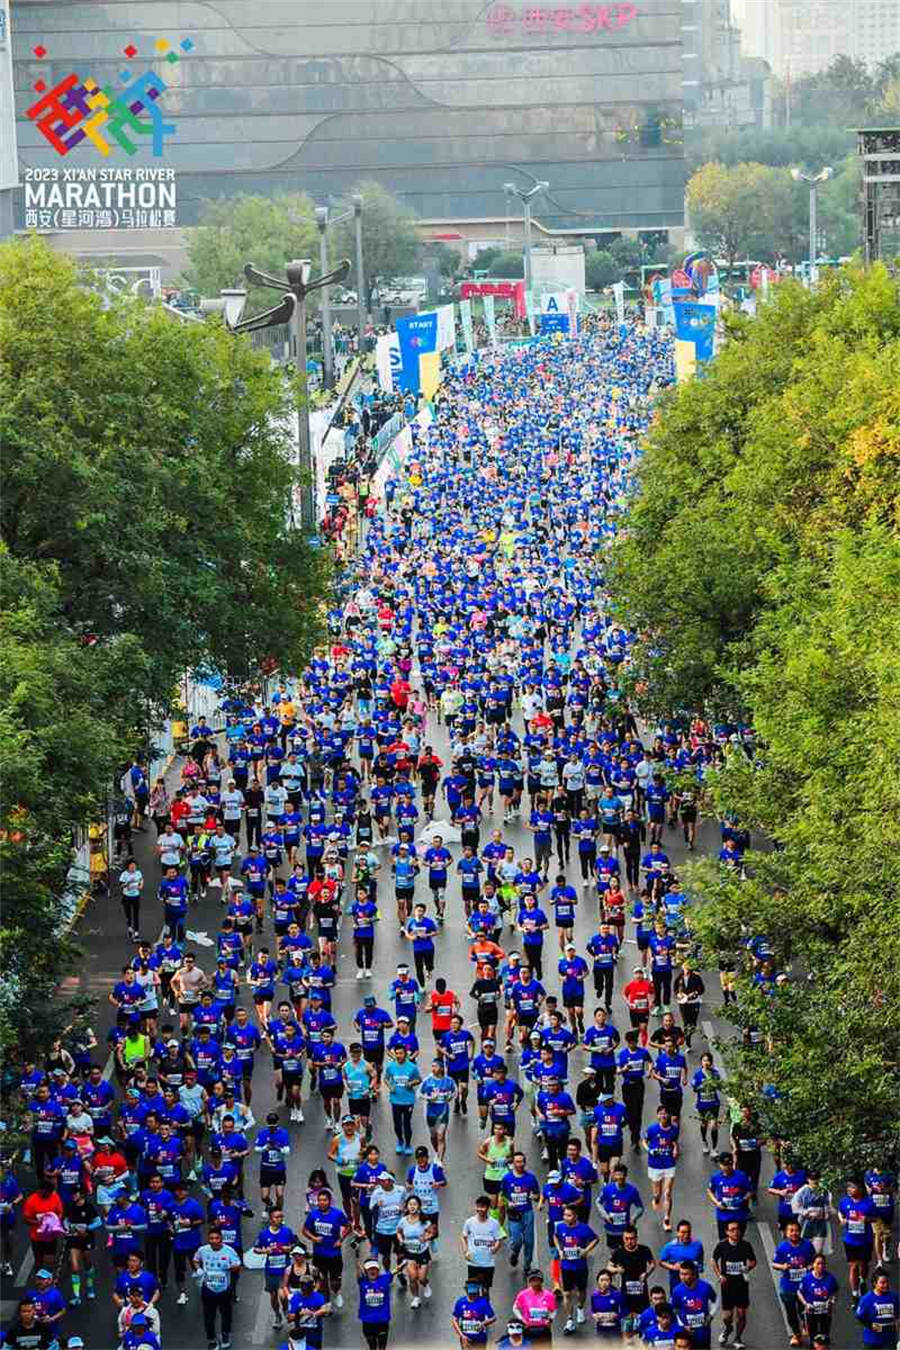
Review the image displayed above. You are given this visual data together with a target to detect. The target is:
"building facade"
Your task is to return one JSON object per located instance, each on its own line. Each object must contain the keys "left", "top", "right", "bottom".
{"left": 10, "top": 0, "right": 685, "bottom": 241}
{"left": 732, "top": 0, "right": 900, "bottom": 78}
{"left": 682, "top": 0, "right": 771, "bottom": 130}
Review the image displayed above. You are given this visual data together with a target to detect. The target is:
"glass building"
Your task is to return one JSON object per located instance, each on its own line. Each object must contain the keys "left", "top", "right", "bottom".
{"left": 11, "top": 0, "right": 685, "bottom": 234}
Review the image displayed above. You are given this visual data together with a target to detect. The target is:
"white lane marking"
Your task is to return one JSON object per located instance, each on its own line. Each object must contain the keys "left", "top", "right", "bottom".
{"left": 15, "top": 1248, "right": 34, "bottom": 1287}
{"left": 252, "top": 1288, "right": 274, "bottom": 1344}
{"left": 757, "top": 1219, "right": 793, "bottom": 1337}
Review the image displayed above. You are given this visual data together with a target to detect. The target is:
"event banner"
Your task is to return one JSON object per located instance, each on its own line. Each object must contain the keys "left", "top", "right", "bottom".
{"left": 435, "top": 304, "right": 456, "bottom": 352}
{"left": 459, "top": 299, "right": 474, "bottom": 354}
{"left": 539, "top": 292, "right": 569, "bottom": 335}
{"left": 566, "top": 288, "right": 579, "bottom": 338}
{"left": 652, "top": 276, "right": 675, "bottom": 326}
{"left": 395, "top": 310, "right": 438, "bottom": 394}
{"left": 483, "top": 293, "right": 497, "bottom": 347}
{"left": 375, "top": 331, "right": 402, "bottom": 393}
{"left": 525, "top": 289, "right": 536, "bottom": 337}
{"left": 612, "top": 281, "right": 626, "bottom": 328}
{"left": 672, "top": 300, "right": 717, "bottom": 380}
{"left": 459, "top": 279, "right": 526, "bottom": 320}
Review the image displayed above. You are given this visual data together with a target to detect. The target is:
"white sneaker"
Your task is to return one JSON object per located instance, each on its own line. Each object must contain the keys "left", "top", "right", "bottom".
{"left": 334, "top": 1292, "right": 344, "bottom": 1310}
{"left": 410, "top": 1296, "right": 421, "bottom": 1309}
{"left": 564, "top": 1319, "right": 575, "bottom": 1336}
{"left": 177, "top": 1291, "right": 189, "bottom": 1305}
{"left": 356, "top": 970, "right": 364, "bottom": 980}
{"left": 296, "top": 1108, "right": 304, "bottom": 1123}
{"left": 576, "top": 1307, "right": 585, "bottom": 1324}
{"left": 423, "top": 1283, "right": 432, "bottom": 1299}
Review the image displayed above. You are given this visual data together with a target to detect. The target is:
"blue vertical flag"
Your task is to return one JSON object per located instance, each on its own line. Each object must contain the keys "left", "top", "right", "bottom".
{"left": 673, "top": 301, "right": 717, "bottom": 363}
{"left": 395, "top": 312, "right": 439, "bottom": 394}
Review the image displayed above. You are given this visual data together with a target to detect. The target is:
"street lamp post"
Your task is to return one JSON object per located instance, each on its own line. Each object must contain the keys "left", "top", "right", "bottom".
{"left": 790, "top": 166, "right": 833, "bottom": 285}
{"left": 228, "top": 255, "right": 351, "bottom": 535}
{"left": 503, "top": 180, "right": 549, "bottom": 297}
{"left": 315, "top": 207, "right": 334, "bottom": 390}
{"left": 352, "top": 193, "right": 366, "bottom": 354}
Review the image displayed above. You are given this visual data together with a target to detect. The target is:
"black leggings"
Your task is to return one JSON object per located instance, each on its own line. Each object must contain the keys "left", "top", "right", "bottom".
{"left": 804, "top": 1311, "right": 832, "bottom": 1341}
{"left": 624, "top": 850, "right": 640, "bottom": 888}
{"left": 543, "top": 1128, "right": 570, "bottom": 1170}
{"left": 362, "top": 1322, "right": 390, "bottom": 1350}
{"left": 524, "top": 944, "right": 543, "bottom": 979}
{"left": 355, "top": 937, "right": 374, "bottom": 969}
{"left": 652, "top": 970, "right": 672, "bottom": 1007}
{"left": 414, "top": 949, "right": 434, "bottom": 985}
{"left": 145, "top": 1233, "right": 171, "bottom": 1285}
{"left": 579, "top": 849, "right": 596, "bottom": 881}
{"left": 555, "top": 825, "right": 570, "bottom": 864}
{"left": 594, "top": 968, "right": 614, "bottom": 1008}
{"left": 122, "top": 896, "right": 141, "bottom": 931}
{"left": 202, "top": 1287, "right": 233, "bottom": 1341}
{"left": 391, "top": 1104, "right": 413, "bottom": 1147}
{"left": 173, "top": 1248, "right": 193, "bottom": 1287}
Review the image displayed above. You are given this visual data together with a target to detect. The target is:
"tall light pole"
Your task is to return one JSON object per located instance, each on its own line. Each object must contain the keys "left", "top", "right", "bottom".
{"left": 503, "top": 180, "right": 548, "bottom": 297}
{"left": 315, "top": 206, "right": 334, "bottom": 390}
{"left": 791, "top": 167, "right": 833, "bottom": 285}
{"left": 229, "top": 255, "right": 350, "bottom": 534}
{"left": 352, "top": 192, "right": 366, "bottom": 354}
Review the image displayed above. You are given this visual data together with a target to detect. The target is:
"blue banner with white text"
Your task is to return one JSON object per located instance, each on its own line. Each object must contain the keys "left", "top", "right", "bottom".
{"left": 395, "top": 311, "right": 438, "bottom": 394}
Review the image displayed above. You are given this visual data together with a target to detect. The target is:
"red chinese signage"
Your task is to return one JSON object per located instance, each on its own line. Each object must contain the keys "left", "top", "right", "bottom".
{"left": 486, "top": 3, "right": 637, "bottom": 37}
{"left": 460, "top": 280, "right": 527, "bottom": 318}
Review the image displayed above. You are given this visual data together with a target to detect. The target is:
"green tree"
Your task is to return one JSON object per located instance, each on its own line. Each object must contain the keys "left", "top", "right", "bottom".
{"left": 184, "top": 193, "right": 318, "bottom": 305}
{"left": 332, "top": 180, "right": 422, "bottom": 311}
{"left": 0, "top": 552, "right": 144, "bottom": 1060}
{"left": 585, "top": 250, "right": 620, "bottom": 290}
{"left": 487, "top": 250, "right": 525, "bottom": 279}
{"left": 471, "top": 246, "right": 502, "bottom": 273}
{"left": 609, "top": 236, "right": 644, "bottom": 270}
{"left": 1, "top": 233, "right": 331, "bottom": 1066}
{"left": 610, "top": 265, "right": 900, "bottom": 1177}
{"left": 428, "top": 242, "right": 461, "bottom": 278}
{"left": 686, "top": 161, "right": 800, "bottom": 269}
{"left": 1, "top": 235, "right": 327, "bottom": 715}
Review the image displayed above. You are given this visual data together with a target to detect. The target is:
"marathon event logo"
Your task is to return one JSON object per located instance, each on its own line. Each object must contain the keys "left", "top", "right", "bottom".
{"left": 22, "top": 34, "right": 191, "bottom": 230}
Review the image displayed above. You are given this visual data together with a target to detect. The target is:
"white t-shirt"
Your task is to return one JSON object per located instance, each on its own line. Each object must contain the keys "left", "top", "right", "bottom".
{"left": 158, "top": 832, "right": 185, "bottom": 867}
{"left": 195, "top": 1242, "right": 240, "bottom": 1293}
{"left": 221, "top": 789, "right": 245, "bottom": 821}
{"left": 119, "top": 868, "right": 144, "bottom": 897}
{"left": 462, "top": 1214, "right": 502, "bottom": 1267}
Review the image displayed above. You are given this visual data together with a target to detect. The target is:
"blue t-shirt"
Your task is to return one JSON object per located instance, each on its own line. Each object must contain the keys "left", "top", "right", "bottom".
{"left": 554, "top": 1219, "right": 598, "bottom": 1269}
{"left": 303, "top": 1205, "right": 347, "bottom": 1258}
{"left": 452, "top": 1295, "right": 495, "bottom": 1344}
{"left": 857, "top": 1289, "right": 900, "bottom": 1347}
{"left": 358, "top": 1272, "right": 393, "bottom": 1324}
{"left": 772, "top": 1237, "right": 815, "bottom": 1293}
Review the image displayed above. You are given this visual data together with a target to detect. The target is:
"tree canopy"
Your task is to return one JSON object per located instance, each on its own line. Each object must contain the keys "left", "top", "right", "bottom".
{"left": 329, "top": 180, "right": 422, "bottom": 309}
{"left": 687, "top": 156, "right": 861, "bottom": 262}
{"left": 183, "top": 192, "right": 318, "bottom": 305}
{"left": 0, "top": 235, "right": 329, "bottom": 1059}
{"left": 610, "top": 265, "right": 900, "bottom": 1176}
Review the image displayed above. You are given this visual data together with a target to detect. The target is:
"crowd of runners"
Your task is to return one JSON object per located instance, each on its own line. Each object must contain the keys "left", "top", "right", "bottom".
{"left": 2, "top": 321, "right": 896, "bottom": 1350}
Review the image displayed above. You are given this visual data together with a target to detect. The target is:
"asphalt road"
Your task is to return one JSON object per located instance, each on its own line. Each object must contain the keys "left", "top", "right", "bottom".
{"left": 3, "top": 710, "right": 872, "bottom": 1350}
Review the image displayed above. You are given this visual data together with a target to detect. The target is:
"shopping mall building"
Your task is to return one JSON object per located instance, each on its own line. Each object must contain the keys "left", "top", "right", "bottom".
{"left": 5, "top": 0, "right": 685, "bottom": 273}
